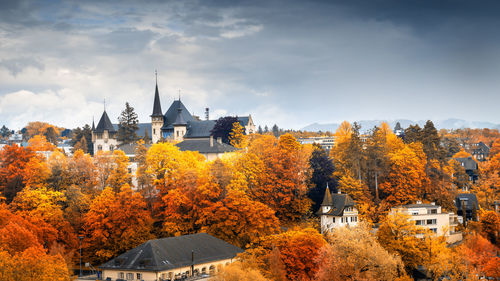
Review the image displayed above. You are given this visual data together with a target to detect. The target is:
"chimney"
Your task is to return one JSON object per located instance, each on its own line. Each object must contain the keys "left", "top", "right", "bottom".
{"left": 210, "top": 135, "right": 214, "bottom": 147}
{"left": 337, "top": 189, "right": 341, "bottom": 194}
{"left": 205, "top": 107, "right": 209, "bottom": 120}
{"left": 217, "top": 137, "right": 222, "bottom": 144}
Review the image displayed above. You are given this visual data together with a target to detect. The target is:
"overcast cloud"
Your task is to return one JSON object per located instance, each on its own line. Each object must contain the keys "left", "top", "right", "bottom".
{"left": 1, "top": 0, "right": 499, "bottom": 130}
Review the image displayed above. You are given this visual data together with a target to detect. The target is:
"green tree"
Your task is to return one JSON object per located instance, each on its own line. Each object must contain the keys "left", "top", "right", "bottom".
{"left": 0, "top": 126, "right": 12, "bottom": 138}
{"left": 117, "top": 102, "right": 139, "bottom": 144}
{"left": 71, "top": 125, "right": 93, "bottom": 154}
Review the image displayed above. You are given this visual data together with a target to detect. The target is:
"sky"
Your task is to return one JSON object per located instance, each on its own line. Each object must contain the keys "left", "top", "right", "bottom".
{"left": 1, "top": 0, "right": 500, "bottom": 131}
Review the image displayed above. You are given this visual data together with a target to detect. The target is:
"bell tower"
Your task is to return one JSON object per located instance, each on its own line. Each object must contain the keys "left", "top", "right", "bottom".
{"left": 151, "top": 71, "right": 163, "bottom": 144}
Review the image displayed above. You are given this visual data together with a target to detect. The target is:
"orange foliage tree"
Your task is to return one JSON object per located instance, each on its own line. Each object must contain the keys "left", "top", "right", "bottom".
{"left": 459, "top": 234, "right": 500, "bottom": 279}
{"left": 0, "top": 144, "right": 37, "bottom": 203}
{"left": 82, "top": 185, "right": 154, "bottom": 264}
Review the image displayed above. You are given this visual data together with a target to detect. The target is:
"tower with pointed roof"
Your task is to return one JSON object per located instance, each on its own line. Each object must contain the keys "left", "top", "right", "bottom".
{"left": 92, "top": 109, "right": 118, "bottom": 153}
{"left": 151, "top": 71, "right": 164, "bottom": 144}
{"left": 316, "top": 184, "right": 359, "bottom": 233}
{"left": 173, "top": 105, "right": 187, "bottom": 141}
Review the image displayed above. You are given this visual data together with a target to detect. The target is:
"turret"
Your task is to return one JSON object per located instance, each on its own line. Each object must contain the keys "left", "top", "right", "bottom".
{"left": 173, "top": 106, "right": 187, "bottom": 141}
{"left": 93, "top": 110, "right": 118, "bottom": 153}
{"left": 151, "top": 72, "right": 164, "bottom": 143}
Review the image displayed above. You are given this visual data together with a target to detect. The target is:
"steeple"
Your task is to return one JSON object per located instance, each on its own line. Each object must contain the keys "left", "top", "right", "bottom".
{"left": 91, "top": 116, "right": 95, "bottom": 131}
{"left": 95, "top": 110, "right": 116, "bottom": 133}
{"left": 151, "top": 70, "right": 163, "bottom": 117}
{"left": 321, "top": 183, "right": 333, "bottom": 206}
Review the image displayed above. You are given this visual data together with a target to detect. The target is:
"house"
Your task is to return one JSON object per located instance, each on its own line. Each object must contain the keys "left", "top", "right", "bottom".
{"left": 393, "top": 122, "right": 404, "bottom": 137}
{"left": 176, "top": 137, "right": 238, "bottom": 161}
{"left": 454, "top": 157, "right": 479, "bottom": 183}
{"left": 99, "top": 233, "right": 243, "bottom": 281}
{"left": 316, "top": 185, "right": 359, "bottom": 233}
{"left": 471, "top": 141, "right": 490, "bottom": 161}
{"left": 390, "top": 202, "right": 462, "bottom": 243}
{"left": 455, "top": 193, "right": 479, "bottom": 224}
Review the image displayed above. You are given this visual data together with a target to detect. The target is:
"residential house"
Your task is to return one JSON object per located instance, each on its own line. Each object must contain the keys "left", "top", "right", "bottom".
{"left": 471, "top": 141, "right": 490, "bottom": 161}
{"left": 317, "top": 185, "right": 359, "bottom": 233}
{"left": 455, "top": 193, "right": 479, "bottom": 224}
{"left": 390, "top": 202, "right": 462, "bottom": 243}
{"left": 454, "top": 157, "right": 479, "bottom": 183}
{"left": 99, "top": 233, "right": 243, "bottom": 281}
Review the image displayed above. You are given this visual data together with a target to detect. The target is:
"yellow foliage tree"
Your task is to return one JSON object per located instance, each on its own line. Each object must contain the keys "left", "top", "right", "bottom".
{"left": 229, "top": 121, "right": 247, "bottom": 148}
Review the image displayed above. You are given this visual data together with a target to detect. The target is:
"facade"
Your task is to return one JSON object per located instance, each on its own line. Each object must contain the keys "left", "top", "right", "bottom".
{"left": 471, "top": 141, "right": 490, "bottom": 161}
{"left": 316, "top": 185, "right": 359, "bottom": 233}
{"left": 297, "top": 136, "right": 335, "bottom": 151}
{"left": 92, "top": 111, "right": 119, "bottom": 154}
{"left": 454, "top": 157, "right": 479, "bottom": 183}
{"left": 455, "top": 193, "right": 479, "bottom": 224}
{"left": 390, "top": 202, "right": 462, "bottom": 243}
{"left": 99, "top": 233, "right": 243, "bottom": 281}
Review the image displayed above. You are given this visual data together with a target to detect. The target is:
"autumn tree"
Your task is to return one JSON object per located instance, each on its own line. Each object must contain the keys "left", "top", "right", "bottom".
{"left": 243, "top": 134, "right": 312, "bottom": 222}
{"left": 106, "top": 150, "right": 132, "bottom": 192}
{"left": 377, "top": 211, "right": 426, "bottom": 272}
{"left": 0, "top": 144, "right": 36, "bottom": 203}
{"left": 229, "top": 121, "right": 247, "bottom": 148}
{"left": 24, "top": 121, "right": 60, "bottom": 144}
{"left": 67, "top": 150, "right": 97, "bottom": 191}
{"left": 71, "top": 125, "right": 93, "bottom": 154}
{"left": 73, "top": 136, "right": 88, "bottom": 153}
{"left": 478, "top": 210, "right": 500, "bottom": 246}
{"left": 211, "top": 116, "right": 239, "bottom": 144}
{"left": 458, "top": 234, "right": 500, "bottom": 279}
{"left": 82, "top": 186, "right": 154, "bottom": 264}
{"left": 242, "top": 228, "right": 327, "bottom": 281}
{"left": 117, "top": 102, "right": 139, "bottom": 144}
{"left": 211, "top": 261, "right": 270, "bottom": 281}
{"left": 379, "top": 142, "right": 428, "bottom": 205}
{"left": 315, "top": 224, "right": 408, "bottom": 281}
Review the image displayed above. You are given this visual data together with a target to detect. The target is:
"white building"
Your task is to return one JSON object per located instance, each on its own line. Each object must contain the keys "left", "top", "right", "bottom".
{"left": 99, "top": 233, "right": 243, "bottom": 281}
{"left": 390, "top": 202, "right": 462, "bottom": 243}
{"left": 91, "top": 110, "right": 118, "bottom": 153}
{"left": 317, "top": 185, "right": 359, "bottom": 233}
{"left": 297, "top": 136, "right": 335, "bottom": 151}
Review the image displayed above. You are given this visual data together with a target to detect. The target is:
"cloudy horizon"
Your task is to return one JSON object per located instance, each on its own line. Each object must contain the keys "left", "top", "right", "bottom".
{"left": 1, "top": 0, "right": 500, "bottom": 131}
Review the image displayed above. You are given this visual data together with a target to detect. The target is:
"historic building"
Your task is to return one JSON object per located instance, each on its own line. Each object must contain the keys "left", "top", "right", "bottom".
{"left": 99, "top": 233, "right": 243, "bottom": 281}
{"left": 317, "top": 185, "right": 359, "bottom": 233}
{"left": 92, "top": 78, "right": 255, "bottom": 159}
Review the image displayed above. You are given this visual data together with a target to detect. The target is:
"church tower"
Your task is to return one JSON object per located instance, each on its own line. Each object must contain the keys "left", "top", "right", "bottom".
{"left": 151, "top": 72, "right": 163, "bottom": 144}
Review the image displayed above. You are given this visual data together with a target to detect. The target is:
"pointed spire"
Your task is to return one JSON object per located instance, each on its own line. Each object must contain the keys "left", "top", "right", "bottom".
{"left": 92, "top": 116, "right": 95, "bottom": 131}
{"left": 321, "top": 183, "right": 333, "bottom": 206}
{"left": 95, "top": 110, "right": 116, "bottom": 133}
{"left": 151, "top": 70, "right": 163, "bottom": 117}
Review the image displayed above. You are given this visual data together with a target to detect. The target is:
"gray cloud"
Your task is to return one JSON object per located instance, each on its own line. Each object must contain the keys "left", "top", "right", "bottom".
{"left": 0, "top": 0, "right": 499, "bottom": 130}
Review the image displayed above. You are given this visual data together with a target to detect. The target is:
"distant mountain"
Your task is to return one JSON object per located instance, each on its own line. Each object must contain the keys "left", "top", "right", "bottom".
{"left": 301, "top": 119, "right": 500, "bottom": 133}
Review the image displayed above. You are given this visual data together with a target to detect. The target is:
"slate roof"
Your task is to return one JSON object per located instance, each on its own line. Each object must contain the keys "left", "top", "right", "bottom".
{"left": 95, "top": 111, "right": 116, "bottom": 133}
{"left": 176, "top": 138, "right": 238, "bottom": 154}
{"left": 455, "top": 193, "right": 479, "bottom": 210}
{"left": 100, "top": 233, "right": 243, "bottom": 272}
{"left": 317, "top": 188, "right": 356, "bottom": 216}
{"left": 173, "top": 108, "right": 187, "bottom": 126}
{"left": 162, "top": 100, "right": 194, "bottom": 130}
{"left": 185, "top": 120, "right": 216, "bottom": 138}
{"left": 117, "top": 143, "right": 152, "bottom": 156}
{"left": 455, "top": 157, "right": 478, "bottom": 171}
{"left": 401, "top": 203, "right": 439, "bottom": 208}
{"left": 237, "top": 116, "right": 250, "bottom": 126}
{"left": 151, "top": 83, "right": 163, "bottom": 117}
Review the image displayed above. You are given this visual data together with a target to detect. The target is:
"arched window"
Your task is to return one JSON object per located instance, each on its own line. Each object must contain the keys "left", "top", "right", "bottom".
{"left": 209, "top": 265, "right": 215, "bottom": 274}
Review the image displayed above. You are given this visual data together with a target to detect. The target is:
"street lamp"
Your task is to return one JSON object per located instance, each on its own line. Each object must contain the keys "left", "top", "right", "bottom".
{"left": 78, "top": 235, "right": 84, "bottom": 277}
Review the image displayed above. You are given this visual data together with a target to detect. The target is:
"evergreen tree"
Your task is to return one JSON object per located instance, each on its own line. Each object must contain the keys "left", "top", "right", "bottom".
{"left": 272, "top": 124, "right": 280, "bottom": 137}
{"left": 258, "top": 125, "right": 263, "bottom": 134}
{"left": 264, "top": 125, "right": 269, "bottom": 133}
{"left": 308, "top": 144, "right": 336, "bottom": 213}
{"left": 1, "top": 125, "right": 12, "bottom": 138}
{"left": 44, "top": 126, "right": 58, "bottom": 144}
{"left": 72, "top": 125, "right": 93, "bottom": 155}
{"left": 117, "top": 102, "right": 139, "bottom": 144}
{"left": 403, "top": 124, "right": 422, "bottom": 144}
{"left": 73, "top": 136, "right": 88, "bottom": 153}
{"left": 210, "top": 116, "right": 239, "bottom": 144}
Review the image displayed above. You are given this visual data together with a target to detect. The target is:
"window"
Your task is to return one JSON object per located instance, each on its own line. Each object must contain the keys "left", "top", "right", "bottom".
{"left": 161, "top": 273, "right": 166, "bottom": 279}
{"left": 126, "top": 272, "right": 133, "bottom": 280}
{"left": 427, "top": 219, "right": 436, "bottom": 225}
{"left": 341, "top": 217, "right": 344, "bottom": 223}
{"left": 136, "top": 273, "right": 142, "bottom": 280}
{"left": 430, "top": 209, "right": 437, "bottom": 214}
{"left": 118, "top": 272, "right": 124, "bottom": 279}
{"left": 416, "top": 220, "right": 424, "bottom": 225}
{"left": 332, "top": 217, "right": 335, "bottom": 223}
{"left": 430, "top": 228, "right": 437, "bottom": 233}
{"left": 411, "top": 211, "right": 419, "bottom": 215}
{"left": 154, "top": 129, "right": 156, "bottom": 134}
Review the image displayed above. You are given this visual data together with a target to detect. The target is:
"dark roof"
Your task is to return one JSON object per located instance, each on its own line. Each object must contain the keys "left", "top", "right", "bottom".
{"left": 237, "top": 116, "right": 250, "bottom": 126}
{"left": 185, "top": 120, "right": 216, "bottom": 138}
{"left": 95, "top": 111, "right": 116, "bottom": 133}
{"left": 317, "top": 190, "right": 356, "bottom": 216}
{"left": 455, "top": 193, "right": 479, "bottom": 210}
{"left": 320, "top": 185, "right": 333, "bottom": 206}
{"left": 100, "top": 233, "right": 243, "bottom": 272}
{"left": 394, "top": 122, "right": 402, "bottom": 131}
{"left": 400, "top": 203, "right": 439, "bottom": 208}
{"left": 117, "top": 143, "right": 152, "bottom": 155}
{"left": 176, "top": 138, "right": 238, "bottom": 154}
{"left": 162, "top": 100, "right": 194, "bottom": 130}
{"left": 151, "top": 83, "right": 163, "bottom": 117}
{"left": 173, "top": 108, "right": 187, "bottom": 126}
{"left": 112, "top": 123, "right": 152, "bottom": 139}
{"left": 455, "top": 157, "right": 478, "bottom": 170}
